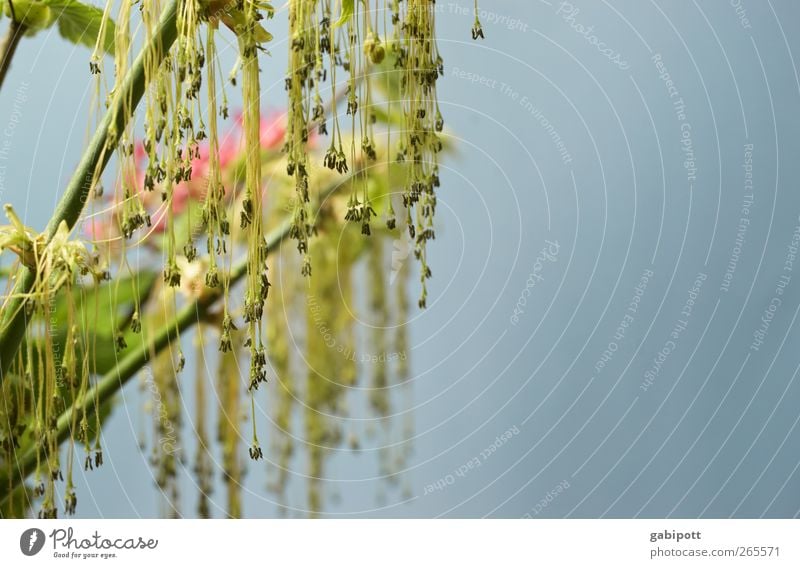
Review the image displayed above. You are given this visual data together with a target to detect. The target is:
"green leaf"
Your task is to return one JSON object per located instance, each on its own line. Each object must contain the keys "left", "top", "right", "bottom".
{"left": 34, "top": 271, "right": 157, "bottom": 376}
{"left": 43, "top": 0, "right": 116, "bottom": 53}
{"left": 52, "top": 272, "right": 157, "bottom": 340}
{"left": 0, "top": 482, "right": 32, "bottom": 517}
{"left": 333, "top": 0, "right": 354, "bottom": 28}
{"left": 3, "top": 0, "right": 55, "bottom": 30}
{"left": 1, "top": 0, "right": 115, "bottom": 52}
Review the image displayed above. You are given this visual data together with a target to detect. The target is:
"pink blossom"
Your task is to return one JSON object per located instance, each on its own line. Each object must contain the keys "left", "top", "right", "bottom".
{"left": 134, "top": 141, "right": 147, "bottom": 164}
{"left": 233, "top": 110, "right": 286, "bottom": 151}
{"left": 260, "top": 111, "right": 286, "bottom": 150}
{"left": 106, "top": 109, "right": 283, "bottom": 236}
{"left": 218, "top": 132, "right": 240, "bottom": 169}
{"left": 149, "top": 185, "right": 192, "bottom": 233}
{"left": 84, "top": 217, "right": 114, "bottom": 241}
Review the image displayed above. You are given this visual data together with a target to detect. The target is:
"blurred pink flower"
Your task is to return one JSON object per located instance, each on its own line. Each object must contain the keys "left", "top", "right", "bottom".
{"left": 150, "top": 184, "right": 191, "bottom": 233}
{"left": 260, "top": 111, "right": 286, "bottom": 150}
{"left": 134, "top": 141, "right": 147, "bottom": 164}
{"left": 233, "top": 110, "right": 286, "bottom": 151}
{"left": 100, "top": 110, "right": 285, "bottom": 238}
{"left": 218, "top": 133, "right": 240, "bottom": 169}
{"left": 84, "top": 217, "right": 114, "bottom": 241}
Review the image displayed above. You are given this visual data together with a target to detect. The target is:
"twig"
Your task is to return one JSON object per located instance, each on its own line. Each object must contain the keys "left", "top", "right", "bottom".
{"left": 0, "top": 1, "right": 25, "bottom": 92}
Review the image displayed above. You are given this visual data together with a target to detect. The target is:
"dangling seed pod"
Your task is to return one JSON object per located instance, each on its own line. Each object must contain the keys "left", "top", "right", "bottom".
{"left": 285, "top": 0, "right": 318, "bottom": 273}
{"left": 395, "top": 0, "right": 443, "bottom": 308}
{"left": 471, "top": 0, "right": 484, "bottom": 40}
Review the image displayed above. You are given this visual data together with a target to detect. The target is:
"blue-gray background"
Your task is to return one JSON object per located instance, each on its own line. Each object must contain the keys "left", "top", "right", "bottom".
{"left": 1, "top": 0, "right": 799, "bottom": 518}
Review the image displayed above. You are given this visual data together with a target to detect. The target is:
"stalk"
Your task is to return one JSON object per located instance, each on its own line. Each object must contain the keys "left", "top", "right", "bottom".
{"left": 0, "top": 16, "right": 25, "bottom": 92}
{"left": 0, "top": 176, "right": 350, "bottom": 507}
{"left": 0, "top": 0, "right": 179, "bottom": 381}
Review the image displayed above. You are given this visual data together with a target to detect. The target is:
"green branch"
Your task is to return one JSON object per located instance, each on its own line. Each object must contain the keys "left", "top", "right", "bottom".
{"left": 0, "top": 175, "right": 351, "bottom": 508}
{"left": 0, "top": 0, "right": 179, "bottom": 381}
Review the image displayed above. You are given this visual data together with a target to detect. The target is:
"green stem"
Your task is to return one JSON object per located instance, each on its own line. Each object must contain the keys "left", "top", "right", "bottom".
{"left": 0, "top": 176, "right": 350, "bottom": 507}
{"left": 0, "top": 0, "right": 179, "bottom": 382}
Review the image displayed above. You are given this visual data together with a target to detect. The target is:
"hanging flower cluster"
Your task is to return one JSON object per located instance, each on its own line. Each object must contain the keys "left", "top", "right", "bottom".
{"left": 0, "top": 0, "right": 486, "bottom": 518}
